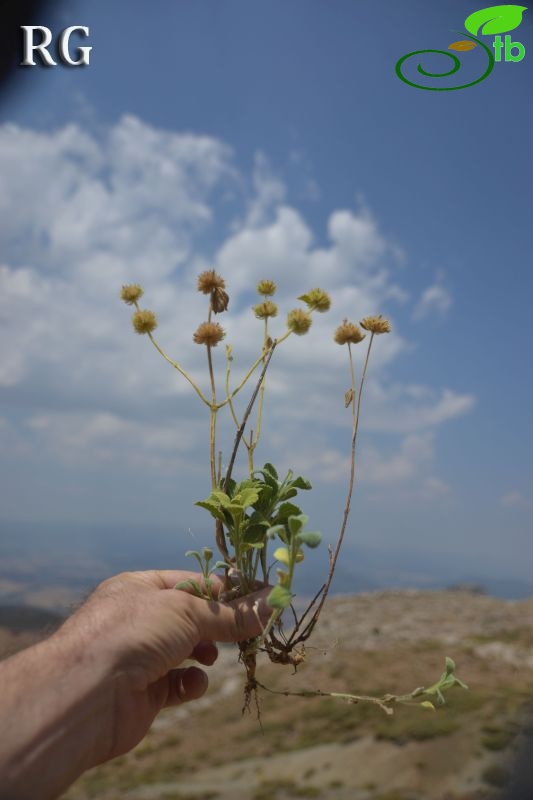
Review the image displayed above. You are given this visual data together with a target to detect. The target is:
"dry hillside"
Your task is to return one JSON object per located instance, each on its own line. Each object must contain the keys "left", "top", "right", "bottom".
{"left": 3, "top": 590, "right": 533, "bottom": 800}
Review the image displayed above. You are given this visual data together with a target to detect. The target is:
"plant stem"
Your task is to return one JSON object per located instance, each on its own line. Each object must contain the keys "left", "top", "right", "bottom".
{"left": 216, "top": 351, "right": 266, "bottom": 410}
{"left": 288, "top": 334, "right": 374, "bottom": 646}
{"left": 206, "top": 308, "right": 219, "bottom": 488}
{"left": 223, "top": 341, "right": 277, "bottom": 489}
{"left": 144, "top": 331, "right": 210, "bottom": 406}
{"left": 254, "top": 681, "right": 394, "bottom": 715}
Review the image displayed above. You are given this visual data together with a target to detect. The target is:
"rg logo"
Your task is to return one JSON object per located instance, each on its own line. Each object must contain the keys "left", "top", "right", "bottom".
{"left": 20, "top": 25, "right": 92, "bottom": 67}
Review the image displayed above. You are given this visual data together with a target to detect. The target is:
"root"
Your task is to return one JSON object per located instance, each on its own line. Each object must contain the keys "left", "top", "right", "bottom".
{"left": 239, "top": 641, "right": 259, "bottom": 718}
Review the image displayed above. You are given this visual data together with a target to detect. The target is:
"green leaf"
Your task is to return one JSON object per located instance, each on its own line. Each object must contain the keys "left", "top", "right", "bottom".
{"left": 210, "top": 490, "right": 232, "bottom": 507}
{"left": 174, "top": 579, "right": 204, "bottom": 597}
{"left": 297, "top": 530, "right": 322, "bottom": 549}
{"left": 238, "top": 487, "right": 260, "bottom": 508}
{"left": 222, "top": 477, "right": 236, "bottom": 497}
{"left": 266, "top": 524, "right": 286, "bottom": 539}
{"left": 288, "top": 514, "right": 308, "bottom": 536}
{"left": 274, "top": 502, "right": 302, "bottom": 523}
{"left": 243, "top": 524, "right": 268, "bottom": 544}
{"left": 464, "top": 4, "right": 527, "bottom": 35}
{"left": 227, "top": 502, "right": 245, "bottom": 517}
{"left": 263, "top": 462, "right": 279, "bottom": 480}
{"left": 212, "top": 560, "right": 231, "bottom": 570}
{"left": 185, "top": 550, "right": 206, "bottom": 571}
{"left": 279, "top": 487, "right": 298, "bottom": 501}
{"left": 195, "top": 500, "right": 226, "bottom": 521}
{"left": 253, "top": 468, "right": 279, "bottom": 491}
{"left": 420, "top": 701, "right": 436, "bottom": 712}
{"left": 291, "top": 475, "right": 312, "bottom": 490}
{"left": 243, "top": 541, "right": 265, "bottom": 550}
{"left": 267, "top": 585, "right": 293, "bottom": 609}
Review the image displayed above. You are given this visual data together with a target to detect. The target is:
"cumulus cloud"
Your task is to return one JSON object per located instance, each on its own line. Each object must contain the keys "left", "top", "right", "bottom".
{"left": 0, "top": 115, "right": 474, "bottom": 517}
{"left": 413, "top": 282, "right": 453, "bottom": 321}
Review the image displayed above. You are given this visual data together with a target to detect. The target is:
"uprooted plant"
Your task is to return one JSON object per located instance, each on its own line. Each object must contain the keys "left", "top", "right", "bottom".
{"left": 120, "top": 272, "right": 467, "bottom": 716}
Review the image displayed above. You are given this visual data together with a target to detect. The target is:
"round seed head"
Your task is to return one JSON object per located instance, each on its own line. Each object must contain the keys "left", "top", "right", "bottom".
{"left": 197, "top": 269, "right": 225, "bottom": 294}
{"left": 299, "top": 288, "right": 331, "bottom": 313}
{"left": 360, "top": 315, "right": 392, "bottom": 334}
{"left": 132, "top": 309, "right": 157, "bottom": 335}
{"left": 287, "top": 308, "right": 312, "bottom": 335}
{"left": 193, "top": 321, "right": 226, "bottom": 347}
{"left": 253, "top": 301, "right": 278, "bottom": 320}
{"left": 120, "top": 284, "right": 144, "bottom": 305}
{"left": 334, "top": 320, "right": 366, "bottom": 345}
{"left": 257, "top": 279, "right": 277, "bottom": 296}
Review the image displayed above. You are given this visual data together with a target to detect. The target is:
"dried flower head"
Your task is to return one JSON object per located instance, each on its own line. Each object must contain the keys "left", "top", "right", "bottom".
{"left": 257, "top": 279, "right": 277, "bottom": 296}
{"left": 211, "top": 288, "right": 229, "bottom": 314}
{"left": 121, "top": 284, "right": 144, "bottom": 305}
{"left": 287, "top": 308, "right": 312, "bottom": 335}
{"left": 360, "top": 315, "right": 391, "bottom": 335}
{"left": 334, "top": 319, "right": 366, "bottom": 345}
{"left": 132, "top": 309, "right": 157, "bottom": 335}
{"left": 298, "top": 288, "right": 331, "bottom": 313}
{"left": 193, "top": 321, "right": 225, "bottom": 347}
{"left": 253, "top": 301, "right": 278, "bottom": 320}
{"left": 197, "top": 270, "right": 225, "bottom": 295}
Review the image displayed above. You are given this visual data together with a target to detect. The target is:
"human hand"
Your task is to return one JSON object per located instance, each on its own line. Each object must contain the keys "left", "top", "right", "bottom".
{"left": 58, "top": 569, "right": 272, "bottom": 764}
{"left": 0, "top": 569, "right": 271, "bottom": 799}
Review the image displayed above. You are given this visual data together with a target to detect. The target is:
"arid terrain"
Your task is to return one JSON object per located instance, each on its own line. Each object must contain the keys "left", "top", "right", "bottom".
{"left": 2, "top": 589, "right": 533, "bottom": 800}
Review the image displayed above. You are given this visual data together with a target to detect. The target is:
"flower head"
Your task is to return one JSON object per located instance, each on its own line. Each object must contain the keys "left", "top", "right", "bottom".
{"left": 298, "top": 288, "right": 331, "bottom": 313}
{"left": 360, "top": 315, "right": 391, "bottom": 335}
{"left": 193, "top": 321, "right": 225, "bottom": 347}
{"left": 257, "top": 279, "right": 277, "bottom": 297}
{"left": 334, "top": 320, "right": 365, "bottom": 345}
{"left": 121, "top": 284, "right": 144, "bottom": 305}
{"left": 253, "top": 301, "right": 278, "bottom": 320}
{"left": 287, "top": 308, "right": 312, "bottom": 335}
{"left": 132, "top": 309, "right": 157, "bottom": 335}
{"left": 197, "top": 269, "right": 225, "bottom": 294}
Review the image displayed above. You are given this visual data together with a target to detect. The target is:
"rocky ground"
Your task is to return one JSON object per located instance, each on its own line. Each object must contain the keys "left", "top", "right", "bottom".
{"left": 3, "top": 589, "right": 533, "bottom": 800}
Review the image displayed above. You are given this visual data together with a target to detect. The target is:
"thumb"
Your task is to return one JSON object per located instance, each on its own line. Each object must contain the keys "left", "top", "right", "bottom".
{"left": 188, "top": 587, "right": 273, "bottom": 643}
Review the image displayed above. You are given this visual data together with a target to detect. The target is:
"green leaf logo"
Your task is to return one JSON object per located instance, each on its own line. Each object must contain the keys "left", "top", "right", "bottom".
{"left": 464, "top": 4, "right": 527, "bottom": 36}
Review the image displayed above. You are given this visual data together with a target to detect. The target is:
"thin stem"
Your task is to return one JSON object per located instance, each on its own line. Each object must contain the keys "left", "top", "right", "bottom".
{"left": 216, "top": 351, "right": 265, "bottom": 410}
{"left": 225, "top": 347, "right": 251, "bottom": 449}
{"left": 146, "top": 332, "right": 210, "bottom": 406}
{"left": 252, "top": 318, "right": 269, "bottom": 449}
{"left": 288, "top": 334, "right": 374, "bottom": 646}
{"left": 223, "top": 341, "right": 277, "bottom": 490}
{"left": 255, "top": 681, "right": 394, "bottom": 715}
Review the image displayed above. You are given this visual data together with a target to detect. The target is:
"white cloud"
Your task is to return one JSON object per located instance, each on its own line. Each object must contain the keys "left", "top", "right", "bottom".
{"left": 413, "top": 282, "right": 453, "bottom": 321}
{"left": 0, "top": 115, "right": 474, "bottom": 512}
{"left": 501, "top": 490, "right": 532, "bottom": 509}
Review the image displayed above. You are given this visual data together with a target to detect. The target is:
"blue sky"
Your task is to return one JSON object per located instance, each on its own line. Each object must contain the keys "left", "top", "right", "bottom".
{"left": 0, "top": 0, "right": 532, "bottom": 586}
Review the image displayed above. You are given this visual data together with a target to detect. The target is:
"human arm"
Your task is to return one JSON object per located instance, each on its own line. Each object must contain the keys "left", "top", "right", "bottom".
{"left": 0, "top": 569, "right": 271, "bottom": 800}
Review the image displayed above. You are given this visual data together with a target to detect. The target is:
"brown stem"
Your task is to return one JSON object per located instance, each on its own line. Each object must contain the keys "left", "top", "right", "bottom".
{"left": 287, "top": 334, "right": 374, "bottom": 646}
{"left": 223, "top": 340, "right": 277, "bottom": 490}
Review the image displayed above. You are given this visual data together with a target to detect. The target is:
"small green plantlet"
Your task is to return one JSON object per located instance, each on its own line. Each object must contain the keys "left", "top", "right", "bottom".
{"left": 120, "top": 272, "right": 469, "bottom": 718}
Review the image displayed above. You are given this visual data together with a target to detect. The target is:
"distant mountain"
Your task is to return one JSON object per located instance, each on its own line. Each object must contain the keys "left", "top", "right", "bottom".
{"left": 1, "top": 518, "right": 532, "bottom": 613}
